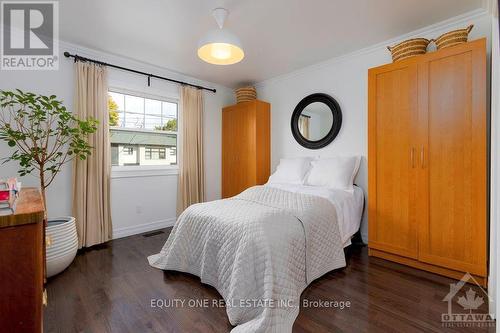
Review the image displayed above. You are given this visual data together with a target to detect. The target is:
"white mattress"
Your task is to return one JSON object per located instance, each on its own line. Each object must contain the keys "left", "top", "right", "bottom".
{"left": 265, "top": 183, "right": 364, "bottom": 247}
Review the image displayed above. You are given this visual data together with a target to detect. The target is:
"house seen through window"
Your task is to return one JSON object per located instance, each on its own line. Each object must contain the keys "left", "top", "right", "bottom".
{"left": 108, "top": 91, "right": 178, "bottom": 167}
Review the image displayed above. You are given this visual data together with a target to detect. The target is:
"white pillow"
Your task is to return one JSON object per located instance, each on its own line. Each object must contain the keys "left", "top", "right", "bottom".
{"left": 267, "top": 157, "right": 312, "bottom": 185}
{"left": 305, "top": 156, "right": 360, "bottom": 191}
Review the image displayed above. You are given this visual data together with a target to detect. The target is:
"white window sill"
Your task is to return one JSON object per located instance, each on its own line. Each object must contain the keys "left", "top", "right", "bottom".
{"left": 111, "top": 165, "right": 179, "bottom": 179}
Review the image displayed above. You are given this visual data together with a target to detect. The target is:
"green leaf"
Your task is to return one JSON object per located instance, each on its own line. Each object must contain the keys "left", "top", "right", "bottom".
{"left": 0, "top": 90, "right": 98, "bottom": 189}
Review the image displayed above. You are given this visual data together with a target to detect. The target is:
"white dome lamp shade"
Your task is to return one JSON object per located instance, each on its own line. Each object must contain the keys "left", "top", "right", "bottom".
{"left": 198, "top": 8, "right": 244, "bottom": 65}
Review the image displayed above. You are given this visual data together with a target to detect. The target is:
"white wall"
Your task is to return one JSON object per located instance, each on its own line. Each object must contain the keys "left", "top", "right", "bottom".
{"left": 0, "top": 40, "right": 234, "bottom": 238}
{"left": 256, "top": 9, "right": 492, "bottom": 243}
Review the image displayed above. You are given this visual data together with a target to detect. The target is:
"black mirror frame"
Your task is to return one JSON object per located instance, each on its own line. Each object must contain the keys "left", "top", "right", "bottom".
{"left": 290, "top": 93, "right": 342, "bottom": 149}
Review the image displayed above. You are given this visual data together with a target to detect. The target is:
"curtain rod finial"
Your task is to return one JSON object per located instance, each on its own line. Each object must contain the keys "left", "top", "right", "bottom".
{"left": 63, "top": 51, "right": 71, "bottom": 58}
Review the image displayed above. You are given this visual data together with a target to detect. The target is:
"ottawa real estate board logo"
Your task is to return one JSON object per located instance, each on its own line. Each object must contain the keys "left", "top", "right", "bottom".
{"left": 1, "top": 1, "right": 59, "bottom": 70}
{"left": 441, "top": 273, "right": 495, "bottom": 328}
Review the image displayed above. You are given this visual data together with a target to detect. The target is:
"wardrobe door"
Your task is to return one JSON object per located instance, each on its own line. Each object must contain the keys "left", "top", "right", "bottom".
{"left": 368, "top": 62, "right": 419, "bottom": 258}
{"left": 238, "top": 103, "right": 257, "bottom": 191}
{"left": 255, "top": 101, "right": 271, "bottom": 185}
{"left": 222, "top": 106, "right": 238, "bottom": 198}
{"left": 222, "top": 103, "right": 256, "bottom": 198}
{"left": 417, "top": 39, "right": 487, "bottom": 276}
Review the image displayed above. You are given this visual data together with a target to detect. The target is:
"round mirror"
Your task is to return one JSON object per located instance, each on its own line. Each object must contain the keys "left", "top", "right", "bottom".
{"left": 291, "top": 93, "right": 342, "bottom": 149}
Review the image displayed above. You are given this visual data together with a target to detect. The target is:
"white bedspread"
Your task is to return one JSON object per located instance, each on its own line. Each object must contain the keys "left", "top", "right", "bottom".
{"left": 265, "top": 183, "right": 364, "bottom": 247}
{"left": 148, "top": 186, "right": 346, "bottom": 333}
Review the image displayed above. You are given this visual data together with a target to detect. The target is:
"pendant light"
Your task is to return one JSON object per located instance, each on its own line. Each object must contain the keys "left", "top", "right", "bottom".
{"left": 197, "top": 8, "right": 244, "bottom": 65}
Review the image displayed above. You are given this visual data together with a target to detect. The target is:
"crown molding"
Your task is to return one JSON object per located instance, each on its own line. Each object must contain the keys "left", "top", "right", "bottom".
{"left": 255, "top": 8, "right": 491, "bottom": 89}
{"left": 58, "top": 39, "right": 234, "bottom": 93}
{"left": 482, "top": 0, "right": 497, "bottom": 15}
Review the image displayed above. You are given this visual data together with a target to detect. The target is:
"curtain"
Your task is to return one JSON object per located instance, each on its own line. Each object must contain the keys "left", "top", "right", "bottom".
{"left": 72, "top": 62, "right": 112, "bottom": 248}
{"left": 298, "top": 115, "right": 310, "bottom": 140}
{"left": 177, "top": 85, "right": 205, "bottom": 215}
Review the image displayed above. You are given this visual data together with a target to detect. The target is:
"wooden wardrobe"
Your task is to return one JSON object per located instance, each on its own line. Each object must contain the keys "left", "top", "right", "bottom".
{"left": 222, "top": 100, "right": 270, "bottom": 198}
{"left": 368, "top": 39, "right": 487, "bottom": 286}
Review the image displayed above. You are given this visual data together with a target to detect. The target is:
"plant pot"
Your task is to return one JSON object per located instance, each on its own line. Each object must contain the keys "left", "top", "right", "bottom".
{"left": 46, "top": 217, "right": 78, "bottom": 278}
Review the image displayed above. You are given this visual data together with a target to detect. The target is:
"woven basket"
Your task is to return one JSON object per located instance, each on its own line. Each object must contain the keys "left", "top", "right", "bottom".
{"left": 235, "top": 86, "right": 257, "bottom": 103}
{"left": 434, "top": 25, "right": 473, "bottom": 50}
{"left": 387, "top": 38, "right": 430, "bottom": 62}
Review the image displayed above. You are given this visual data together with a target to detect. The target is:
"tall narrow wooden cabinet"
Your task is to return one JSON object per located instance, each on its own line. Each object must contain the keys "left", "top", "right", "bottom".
{"left": 368, "top": 39, "right": 487, "bottom": 286}
{"left": 222, "top": 100, "right": 270, "bottom": 198}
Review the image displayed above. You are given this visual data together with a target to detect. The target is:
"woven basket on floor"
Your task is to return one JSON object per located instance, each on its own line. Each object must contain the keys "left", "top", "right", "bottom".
{"left": 434, "top": 25, "right": 473, "bottom": 50}
{"left": 387, "top": 38, "right": 430, "bottom": 62}
{"left": 235, "top": 86, "right": 257, "bottom": 103}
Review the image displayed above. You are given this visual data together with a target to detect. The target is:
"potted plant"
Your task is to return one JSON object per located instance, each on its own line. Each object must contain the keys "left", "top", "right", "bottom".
{"left": 0, "top": 89, "right": 98, "bottom": 277}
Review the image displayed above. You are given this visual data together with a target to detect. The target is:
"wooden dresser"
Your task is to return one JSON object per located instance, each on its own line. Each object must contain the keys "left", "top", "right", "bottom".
{"left": 0, "top": 188, "right": 45, "bottom": 332}
{"left": 222, "top": 100, "right": 271, "bottom": 198}
{"left": 368, "top": 39, "right": 487, "bottom": 286}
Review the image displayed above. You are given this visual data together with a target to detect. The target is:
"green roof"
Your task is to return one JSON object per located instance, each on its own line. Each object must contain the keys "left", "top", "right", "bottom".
{"left": 110, "top": 129, "right": 176, "bottom": 146}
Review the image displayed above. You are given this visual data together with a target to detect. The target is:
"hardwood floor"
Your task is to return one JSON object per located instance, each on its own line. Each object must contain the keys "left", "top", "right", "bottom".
{"left": 44, "top": 228, "right": 495, "bottom": 333}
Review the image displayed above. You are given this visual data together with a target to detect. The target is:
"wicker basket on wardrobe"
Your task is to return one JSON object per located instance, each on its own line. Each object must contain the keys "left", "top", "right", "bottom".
{"left": 434, "top": 25, "right": 474, "bottom": 50}
{"left": 235, "top": 86, "right": 257, "bottom": 103}
{"left": 387, "top": 38, "right": 431, "bottom": 62}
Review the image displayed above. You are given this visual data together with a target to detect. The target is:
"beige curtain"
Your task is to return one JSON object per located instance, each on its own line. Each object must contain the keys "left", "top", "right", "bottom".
{"left": 177, "top": 85, "right": 205, "bottom": 215}
{"left": 299, "top": 115, "right": 310, "bottom": 140}
{"left": 72, "top": 62, "right": 112, "bottom": 248}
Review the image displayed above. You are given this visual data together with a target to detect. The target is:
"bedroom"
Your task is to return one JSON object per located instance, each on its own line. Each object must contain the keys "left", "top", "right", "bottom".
{"left": 0, "top": 0, "right": 499, "bottom": 332}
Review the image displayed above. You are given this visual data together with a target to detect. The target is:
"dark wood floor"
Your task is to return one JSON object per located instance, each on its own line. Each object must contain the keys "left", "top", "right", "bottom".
{"left": 44, "top": 228, "right": 495, "bottom": 333}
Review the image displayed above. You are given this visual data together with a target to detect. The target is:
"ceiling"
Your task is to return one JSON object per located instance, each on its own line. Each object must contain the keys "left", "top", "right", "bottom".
{"left": 59, "top": 0, "right": 484, "bottom": 88}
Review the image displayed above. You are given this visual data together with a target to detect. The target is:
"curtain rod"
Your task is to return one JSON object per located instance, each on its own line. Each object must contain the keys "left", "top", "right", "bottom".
{"left": 63, "top": 52, "right": 217, "bottom": 93}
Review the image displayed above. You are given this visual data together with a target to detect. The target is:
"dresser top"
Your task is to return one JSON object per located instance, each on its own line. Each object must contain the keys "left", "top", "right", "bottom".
{"left": 0, "top": 188, "right": 45, "bottom": 228}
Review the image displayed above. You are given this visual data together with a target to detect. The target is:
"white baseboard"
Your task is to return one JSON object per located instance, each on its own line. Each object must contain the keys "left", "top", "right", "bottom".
{"left": 112, "top": 218, "right": 176, "bottom": 239}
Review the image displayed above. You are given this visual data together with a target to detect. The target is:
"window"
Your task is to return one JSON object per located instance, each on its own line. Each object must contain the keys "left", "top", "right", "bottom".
{"left": 145, "top": 147, "right": 166, "bottom": 160}
{"left": 108, "top": 91, "right": 178, "bottom": 167}
{"left": 123, "top": 146, "right": 134, "bottom": 155}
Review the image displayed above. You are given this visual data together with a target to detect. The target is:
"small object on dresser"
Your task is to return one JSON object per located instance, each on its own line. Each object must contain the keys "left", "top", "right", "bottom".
{"left": 0, "top": 180, "right": 17, "bottom": 215}
{"left": 0, "top": 181, "right": 9, "bottom": 201}
{"left": 0, "top": 203, "right": 16, "bottom": 216}
{"left": 6, "top": 177, "right": 20, "bottom": 194}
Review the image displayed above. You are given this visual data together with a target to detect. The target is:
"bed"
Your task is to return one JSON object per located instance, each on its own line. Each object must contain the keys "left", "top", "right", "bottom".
{"left": 148, "top": 156, "right": 364, "bottom": 333}
{"left": 266, "top": 183, "right": 364, "bottom": 248}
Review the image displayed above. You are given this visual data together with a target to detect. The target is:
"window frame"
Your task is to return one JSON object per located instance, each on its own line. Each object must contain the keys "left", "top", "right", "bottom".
{"left": 108, "top": 87, "right": 180, "bottom": 177}
{"left": 144, "top": 147, "right": 167, "bottom": 160}
{"left": 122, "top": 146, "right": 134, "bottom": 155}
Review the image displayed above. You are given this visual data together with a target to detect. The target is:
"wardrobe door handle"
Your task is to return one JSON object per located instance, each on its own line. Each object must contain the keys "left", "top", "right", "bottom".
{"left": 420, "top": 145, "right": 425, "bottom": 168}
{"left": 410, "top": 147, "right": 416, "bottom": 168}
